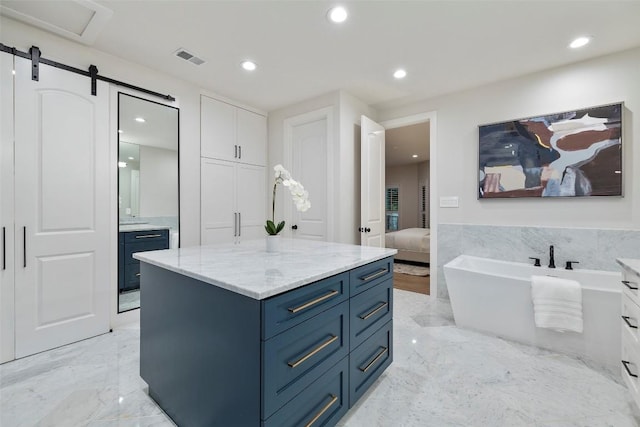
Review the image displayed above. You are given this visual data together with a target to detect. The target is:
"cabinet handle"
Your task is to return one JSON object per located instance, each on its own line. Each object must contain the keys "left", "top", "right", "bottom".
{"left": 304, "top": 394, "right": 338, "bottom": 427}
{"left": 359, "top": 346, "right": 388, "bottom": 373}
{"left": 135, "top": 273, "right": 141, "bottom": 277}
{"left": 359, "top": 268, "right": 388, "bottom": 282}
{"left": 23, "top": 226, "right": 26, "bottom": 268}
{"left": 238, "top": 145, "right": 241, "bottom": 159}
{"left": 623, "top": 280, "right": 639, "bottom": 290}
{"left": 2, "top": 226, "right": 5, "bottom": 270}
{"left": 233, "top": 213, "right": 237, "bottom": 237}
{"left": 622, "top": 360, "right": 638, "bottom": 378}
{"left": 238, "top": 212, "right": 241, "bottom": 237}
{"left": 623, "top": 316, "right": 638, "bottom": 329}
{"left": 288, "top": 335, "right": 338, "bottom": 368}
{"left": 359, "top": 302, "right": 388, "bottom": 320}
{"left": 135, "top": 234, "right": 162, "bottom": 239}
{"left": 288, "top": 289, "right": 339, "bottom": 313}
{"left": 234, "top": 145, "right": 238, "bottom": 158}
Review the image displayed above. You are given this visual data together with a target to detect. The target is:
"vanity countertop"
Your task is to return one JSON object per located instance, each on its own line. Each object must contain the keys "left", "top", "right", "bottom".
{"left": 134, "top": 238, "right": 397, "bottom": 300}
{"left": 119, "top": 224, "right": 172, "bottom": 232}
{"left": 617, "top": 258, "right": 640, "bottom": 276}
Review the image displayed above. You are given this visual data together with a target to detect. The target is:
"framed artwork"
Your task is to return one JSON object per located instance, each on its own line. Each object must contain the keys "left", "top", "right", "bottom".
{"left": 478, "top": 103, "right": 623, "bottom": 199}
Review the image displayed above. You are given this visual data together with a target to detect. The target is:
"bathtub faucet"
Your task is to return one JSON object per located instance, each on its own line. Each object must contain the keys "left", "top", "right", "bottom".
{"left": 548, "top": 245, "right": 555, "bottom": 269}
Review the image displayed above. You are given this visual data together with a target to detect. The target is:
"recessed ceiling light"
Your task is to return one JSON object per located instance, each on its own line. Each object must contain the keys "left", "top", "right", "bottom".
{"left": 135, "top": 117, "right": 145, "bottom": 123}
{"left": 394, "top": 69, "right": 407, "bottom": 79}
{"left": 569, "top": 36, "right": 591, "bottom": 49}
{"left": 412, "top": 154, "right": 418, "bottom": 158}
{"left": 241, "top": 60, "right": 257, "bottom": 71}
{"left": 328, "top": 6, "right": 348, "bottom": 23}
{"left": 128, "top": 156, "right": 134, "bottom": 160}
{"left": 118, "top": 161, "right": 127, "bottom": 168}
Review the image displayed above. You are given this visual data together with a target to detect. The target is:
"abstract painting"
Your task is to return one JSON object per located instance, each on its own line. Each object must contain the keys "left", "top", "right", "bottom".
{"left": 478, "top": 103, "right": 622, "bottom": 199}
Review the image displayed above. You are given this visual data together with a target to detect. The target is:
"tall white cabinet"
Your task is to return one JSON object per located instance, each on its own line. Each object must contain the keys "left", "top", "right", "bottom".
{"left": 201, "top": 95, "right": 267, "bottom": 244}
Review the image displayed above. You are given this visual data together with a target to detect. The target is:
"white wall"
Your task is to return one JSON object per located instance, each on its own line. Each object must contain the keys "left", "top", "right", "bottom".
{"left": 377, "top": 47, "right": 640, "bottom": 230}
{"left": 139, "top": 146, "right": 179, "bottom": 217}
{"left": 386, "top": 164, "right": 419, "bottom": 229}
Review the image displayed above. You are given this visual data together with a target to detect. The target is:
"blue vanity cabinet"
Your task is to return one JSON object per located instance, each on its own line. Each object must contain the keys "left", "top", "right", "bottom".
{"left": 350, "top": 278, "right": 393, "bottom": 350}
{"left": 119, "top": 229, "right": 169, "bottom": 291}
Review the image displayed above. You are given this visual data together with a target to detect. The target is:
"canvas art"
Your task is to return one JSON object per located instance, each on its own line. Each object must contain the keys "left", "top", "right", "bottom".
{"left": 478, "top": 103, "right": 623, "bottom": 199}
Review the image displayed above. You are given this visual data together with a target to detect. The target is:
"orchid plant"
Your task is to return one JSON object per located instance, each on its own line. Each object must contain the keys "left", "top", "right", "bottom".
{"left": 265, "top": 164, "right": 311, "bottom": 235}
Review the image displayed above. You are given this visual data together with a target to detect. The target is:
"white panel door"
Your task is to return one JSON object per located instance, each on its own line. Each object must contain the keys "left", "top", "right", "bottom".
{"left": 236, "top": 164, "right": 266, "bottom": 240}
{"left": 360, "top": 116, "right": 385, "bottom": 248}
{"left": 0, "top": 53, "right": 15, "bottom": 363}
{"left": 13, "top": 57, "right": 110, "bottom": 358}
{"left": 201, "top": 158, "right": 236, "bottom": 244}
{"left": 236, "top": 108, "right": 266, "bottom": 167}
{"left": 201, "top": 95, "right": 236, "bottom": 162}
{"left": 291, "top": 118, "right": 327, "bottom": 241}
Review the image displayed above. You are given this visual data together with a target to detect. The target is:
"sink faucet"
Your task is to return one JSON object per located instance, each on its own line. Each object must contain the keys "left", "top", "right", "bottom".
{"left": 548, "top": 245, "right": 555, "bottom": 269}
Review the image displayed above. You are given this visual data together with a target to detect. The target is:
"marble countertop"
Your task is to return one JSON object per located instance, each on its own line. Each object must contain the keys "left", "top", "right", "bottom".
{"left": 119, "top": 224, "right": 172, "bottom": 232}
{"left": 133, "top": 238, "right": 397, "bottom": 300}
{"left": 617, "top": 258, "right": 640, "bottom": 276}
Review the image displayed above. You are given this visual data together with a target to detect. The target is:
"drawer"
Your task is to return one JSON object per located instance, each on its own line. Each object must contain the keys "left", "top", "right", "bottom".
{"left": 263, "top": 356, "right": 349, "bottom": 427}
{"left": 349, "top": 257, "right": 393, "bottom": 296}
{"left": 124, "top": 239, "right": 170, "bottom": 264}
{"left": 350, "top": 278, "right": 393, "bottom": 350}
{"left": 123, "top": 229, "right": 169, "bottom": 242}
{"left": 349, "top": 319, "right": 392, "bottom": 407}
{"left": 622, "top": 294, "right": 640, "bottom": 345}
{"left": 262, "top": 272, "right": 349, "bottom": 340}
{"left": 622, "top": 326, "right": 640, "bottom": 409}
{"left": 262, "top": 301, "right": 349, "bottom": 419}
{"left": 622, "top": 269, "right": 640, "bottom": 309}
{"left": 124, "top": 263, "right": 141, "bottom": 287}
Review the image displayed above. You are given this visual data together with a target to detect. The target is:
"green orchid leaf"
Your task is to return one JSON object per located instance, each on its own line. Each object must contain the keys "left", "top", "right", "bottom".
{"left": 276, "top": 221, "right": 285, "bottom": 233}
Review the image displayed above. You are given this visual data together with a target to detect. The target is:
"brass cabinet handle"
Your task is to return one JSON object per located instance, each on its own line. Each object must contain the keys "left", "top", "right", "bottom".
{"left": 359, "top": 268, "right": 387, "bottom": 282}
{"left": 359, "top": 302, "right": 388, "bottom": 320}
{"left": 623, "top": 280, "right": 639, "bottom": 290}
{"left": 288, "top": 290, "right": 339, "bottom": 313}
{"left": 359, "top": 346, "right": 388, "bottom": 373}
{"left": 623, "top": 316, "right": 638, "bottom": 329}
{"left": 135, "top": 234, "right": 162, "bottom": 239}
{"left": 288, "top": 335, "right": 338, "bottom": 368}
{"left": 305, "top": 394, "right": 338, "bottom": 427}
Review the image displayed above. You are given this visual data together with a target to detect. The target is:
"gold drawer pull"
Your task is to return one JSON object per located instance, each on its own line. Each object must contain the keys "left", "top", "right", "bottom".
{"left": 360, "top": 268, "right": 387, "bottom": 282}
{"left": 288, "top": 290, "right": 339, "bottom": 313}
{"left": 359, "top": 302, "right": 388, "bottom": 320}
{"left": 135, "top": 234, "right": 162, "bottom": 239}
{"left": 359, "top": 346, "right": 388, "bottom": 373}
{"left": 288, "top": 335, "right": 338, "bottom": 368}
{"left": 305, "top": 394, "right": 338, "bottom": 427}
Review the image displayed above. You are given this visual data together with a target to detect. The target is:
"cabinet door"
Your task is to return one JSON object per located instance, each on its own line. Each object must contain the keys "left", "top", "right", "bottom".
{"left": 201, "top": 96, "right": 236, "bottom": 162}
{"left": 201, "top": 158, "right": 236, "bottom": 244}
{"left": 13, "top": 57, "right": 110, "bottom": 358}
{"left": 236, "top": 108, "right": 267, "bottom": 166}
{"left": 236, "top": 164, "right": 266, "bottom": 241}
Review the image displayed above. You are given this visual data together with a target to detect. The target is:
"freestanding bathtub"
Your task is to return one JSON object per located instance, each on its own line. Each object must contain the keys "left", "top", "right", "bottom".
{"left": 444, "top": 255, "right": 621, "bottom": 371}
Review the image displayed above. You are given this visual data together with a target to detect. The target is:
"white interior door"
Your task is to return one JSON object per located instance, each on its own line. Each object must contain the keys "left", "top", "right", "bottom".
{"left": 1, "top": 52, "right": 15, "bottom": 363}
{"left": 13, "top": 57, "right": 110, "bottom": 358}
{"left": 360, "top": 115, "right": 385, "bottom": 247}
{"left": 201, "top": 158, "right": 236, "bottom": 244}
{"left": 236, "top": 163, "right": 266, "bottom": 240}
{"left": 291, "top": 117, "right": 327, "bottom": 241}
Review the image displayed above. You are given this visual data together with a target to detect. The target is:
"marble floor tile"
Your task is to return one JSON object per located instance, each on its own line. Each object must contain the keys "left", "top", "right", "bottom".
{"left": 1, "top": 290, "right": 636, "bottom": 427}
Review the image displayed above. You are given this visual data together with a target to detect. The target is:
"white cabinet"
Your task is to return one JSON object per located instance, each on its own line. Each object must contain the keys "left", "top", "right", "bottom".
{"left": 201, "top": 158, "right": 266, "bottom": 244}
{"left": 201, "top": 95, "right": 267, "bottom": 166}
{"left": 620, "top": 259, "right": 640, "bottom": 410}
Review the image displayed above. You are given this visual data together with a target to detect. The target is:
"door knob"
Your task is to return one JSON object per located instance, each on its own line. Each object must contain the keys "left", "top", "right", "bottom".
{"left": 365, "top": 227, "right": 371, "bottom": 232}
{"left": 291, "top": 225, "right": 298, "bottom": 230}
{"left": 358, "top": 227, "right": 362, "bottom": 232}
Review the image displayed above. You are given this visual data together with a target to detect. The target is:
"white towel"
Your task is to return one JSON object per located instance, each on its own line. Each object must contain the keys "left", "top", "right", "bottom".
{"left": 531, "top": 275, "right": 583, "bottom": 333}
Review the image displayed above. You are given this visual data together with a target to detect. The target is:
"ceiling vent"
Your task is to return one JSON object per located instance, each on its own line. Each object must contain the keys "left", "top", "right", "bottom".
{"left": 174, "top": 48, "right": 206, "bottom": 66}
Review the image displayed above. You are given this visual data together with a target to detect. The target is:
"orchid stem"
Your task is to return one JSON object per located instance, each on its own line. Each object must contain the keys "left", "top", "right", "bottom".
{"left": 272, "top": 181, "right": 277, "bottom": 223}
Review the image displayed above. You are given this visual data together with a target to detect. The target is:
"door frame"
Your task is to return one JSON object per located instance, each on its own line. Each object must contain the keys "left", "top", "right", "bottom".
{"left": 283, "top": 106, "right": 334, "bottom": 242}
{"left": 380, "top": 111, "right": 438, "bottom": 298}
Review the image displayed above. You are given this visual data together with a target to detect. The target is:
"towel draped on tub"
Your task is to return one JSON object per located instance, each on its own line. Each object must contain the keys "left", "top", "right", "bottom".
{"left": 531, "top": 275, "right": 583, "bottom": 333}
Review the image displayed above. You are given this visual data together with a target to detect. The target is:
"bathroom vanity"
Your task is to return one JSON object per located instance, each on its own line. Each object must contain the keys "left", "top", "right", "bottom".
{"left": 134, "top": 239, "right": 396, "bottom": 427}
{"left": 118, "top": 225, "right": 170, "bottom": 292}
{"left": 618, "top": 258, "right": 640, "bottom": 409}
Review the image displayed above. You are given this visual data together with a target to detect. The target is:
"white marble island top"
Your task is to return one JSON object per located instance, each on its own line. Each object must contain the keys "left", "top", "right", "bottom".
{"left": 134, "top": 238, "right": 397, "bottom": 300}
{"left": 617, "top": 258, "right": 640, "bottom": 276}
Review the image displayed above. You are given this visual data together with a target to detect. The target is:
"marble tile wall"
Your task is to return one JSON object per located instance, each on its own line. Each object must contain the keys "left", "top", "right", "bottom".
{"left": 437, "top": 224, "right": 640, "bottom": 299}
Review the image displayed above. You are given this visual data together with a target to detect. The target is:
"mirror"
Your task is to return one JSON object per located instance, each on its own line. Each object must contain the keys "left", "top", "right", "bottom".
{"left": 118, "top": 93, "right": 179, "bottom": 313}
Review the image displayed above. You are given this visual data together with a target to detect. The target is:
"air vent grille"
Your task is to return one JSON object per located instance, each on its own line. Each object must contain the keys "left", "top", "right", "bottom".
{"left": 174, "top": 48, "right": 205, "bottom": 65}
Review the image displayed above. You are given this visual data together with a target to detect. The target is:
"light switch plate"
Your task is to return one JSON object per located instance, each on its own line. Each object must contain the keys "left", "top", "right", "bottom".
{"left": 439, "top": 196, "right": 459, "bottom": 208}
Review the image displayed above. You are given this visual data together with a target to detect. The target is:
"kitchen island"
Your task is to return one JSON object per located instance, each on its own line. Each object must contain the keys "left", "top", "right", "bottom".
{"left": 134, "top": 238, "right": 396, "bottom": 427}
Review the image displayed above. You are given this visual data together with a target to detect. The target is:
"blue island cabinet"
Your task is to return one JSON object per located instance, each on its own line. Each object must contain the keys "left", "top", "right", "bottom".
{"left": 139, "top": 256, "right": 394, "bottom": 427}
